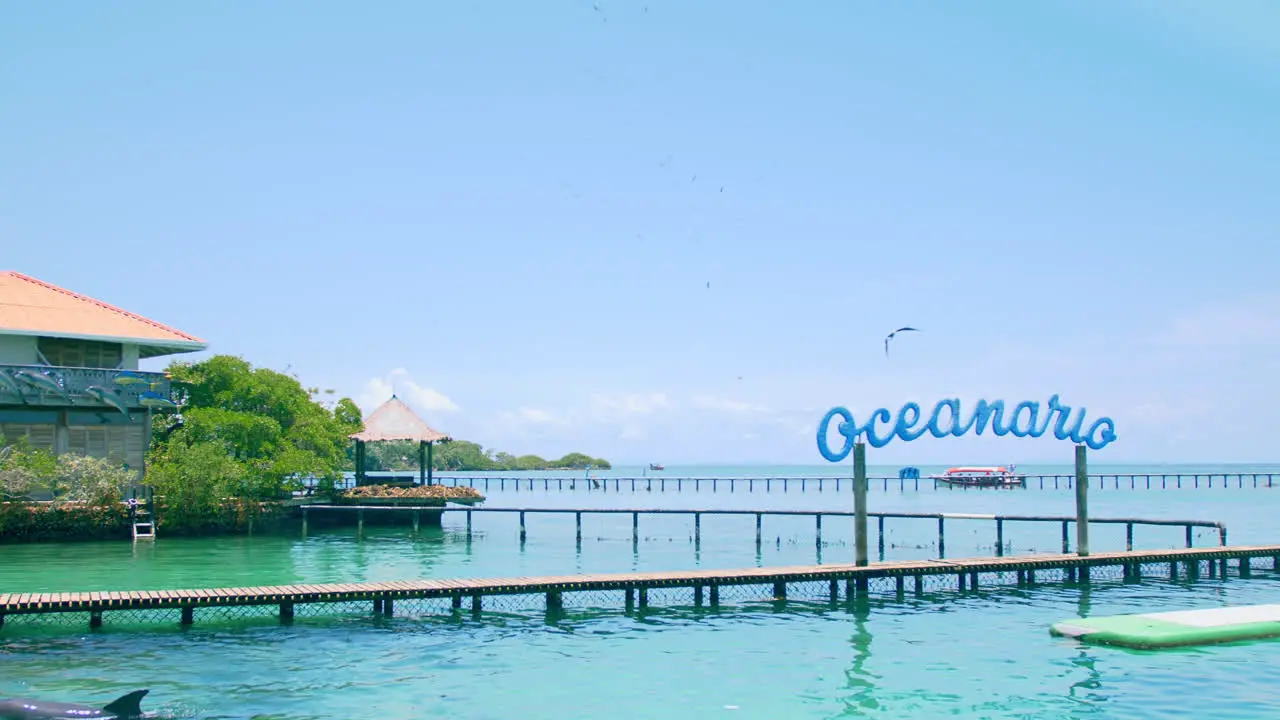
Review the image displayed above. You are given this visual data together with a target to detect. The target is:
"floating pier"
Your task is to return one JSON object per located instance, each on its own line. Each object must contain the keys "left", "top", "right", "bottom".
{"left": 3, "top": 544, "right": 1277, "bottom": 631}
{"left": 1051, "top": 604, "right": 1280, "bottom": 649}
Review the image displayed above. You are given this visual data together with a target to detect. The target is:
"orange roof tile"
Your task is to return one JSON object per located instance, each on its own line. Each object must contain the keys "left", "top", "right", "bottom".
{"left": 0, "top": 271, "right": 207, "bottom": 356}
{"left": 350, "top": 396, "right": 452, "bottom": 443}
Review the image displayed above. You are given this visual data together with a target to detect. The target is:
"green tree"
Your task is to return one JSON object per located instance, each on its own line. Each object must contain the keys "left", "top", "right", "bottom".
{"left": 352, "top": 439, "right": 611, "bottom": 472}
{"left": 150, "top": 355, "right": 363, "bottom": 500}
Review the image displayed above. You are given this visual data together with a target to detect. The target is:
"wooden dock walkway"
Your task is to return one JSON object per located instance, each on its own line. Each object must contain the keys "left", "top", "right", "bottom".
{"left": 3, "top": 544, "right": 1279, "bottom": 630}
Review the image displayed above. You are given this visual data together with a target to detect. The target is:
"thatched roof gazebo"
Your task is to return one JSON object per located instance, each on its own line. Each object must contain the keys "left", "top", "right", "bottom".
{"left": 349, "top": 395, "right": 452, "bottom": 486}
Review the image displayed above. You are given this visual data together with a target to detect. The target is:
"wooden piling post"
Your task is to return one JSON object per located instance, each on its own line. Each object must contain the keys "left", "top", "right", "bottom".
{"left": 996, "top": 519, "right": 1004, "bottom": 557}
{"left": 638, "top": 588, "right": 648, "bottom": 608}
{"left": 180, "top": 606, "right": 193, "bottom": 625}
{"left": 373, "top": 598, "right": 383, "bottom": 613}
{"left": 90, "top": 610, "right": 103, "bottom": 629}
{"left": 632, "top": 512, "right": 639, "bottom": 543}
{"left": 575, "top": 512, "right": 582, "bottom": 542}
{"left": 937, "top": 517, "right": 945, "bottom": 558}
{"left": 773, "top": 580, "right": 787, "bottom": 600}
{"left": 519, "top": 511, "right": 527, "bottom": 543}
{"left": 877, "top": 515, "right": 885, "bottom": 559}
{"left": 815, "top": 514, "right": 822, "bottom": 549}
{"left": 470, "top": 594, "right": 482, "bottom": 615}
{"left": 1075, "top": 444, "right": 1089, "bottom": 557}
{"left": 755, "top": 513, "right": 762, "bottom": 546}
{"left": 546, "top": 591, "right": 563, "bottom": 610}
{"left": 694, "top": 513, "right": 701, "bottom": 546}
{"left": 383, "top": 598, "right": 394, "bottom": 616}
{"left": 709, "top": 584, "right": 719, "bottom": 606}
{"left": 1125, "top": 523, "right": 1134, "bottom": 551}
{"left": 854, "top": 442, "right": 868, "bottom": 567}
{"left": 280, "top": 601, "right": 295, "bottom": 622}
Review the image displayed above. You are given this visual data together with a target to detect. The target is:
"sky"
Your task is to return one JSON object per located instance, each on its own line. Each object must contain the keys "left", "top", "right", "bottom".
{"left": 3, "top": 1, "right": 1279, "bottom": 466}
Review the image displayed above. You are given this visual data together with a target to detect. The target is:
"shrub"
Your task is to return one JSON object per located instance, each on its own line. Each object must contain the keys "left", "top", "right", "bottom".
{"left": 0, "top": 441, "right": 57, "bottom": 502}
{"left": 48, "top": 454, "right": 135, "bottom": 507}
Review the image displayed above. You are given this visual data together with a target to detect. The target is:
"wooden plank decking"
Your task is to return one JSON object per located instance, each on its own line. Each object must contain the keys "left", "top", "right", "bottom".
{"left": 2, "top": 544, "right": 1278, "bottom": 622}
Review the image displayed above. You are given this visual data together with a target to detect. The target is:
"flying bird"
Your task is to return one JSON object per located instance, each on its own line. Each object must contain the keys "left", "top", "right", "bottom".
{"left": 884, "top": 327, "right": 920, "bottom": 356}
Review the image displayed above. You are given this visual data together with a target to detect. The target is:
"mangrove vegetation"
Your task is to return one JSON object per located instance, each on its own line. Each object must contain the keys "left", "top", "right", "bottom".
{"left": 0, "top": 353, "right": 611, "bottom": 540}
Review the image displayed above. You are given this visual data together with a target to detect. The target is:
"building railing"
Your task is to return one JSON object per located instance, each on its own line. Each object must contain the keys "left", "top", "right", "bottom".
{"left": 0, "top": 363, "right": 171, "bottom": 410}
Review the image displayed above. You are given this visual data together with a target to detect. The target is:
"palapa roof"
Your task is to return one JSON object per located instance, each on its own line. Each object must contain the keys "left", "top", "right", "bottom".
{"left": 0, "top": 271, "right": 207, "bottom": 358}
{"left": 349, "top": 395, "right": 452, "bottom": 443}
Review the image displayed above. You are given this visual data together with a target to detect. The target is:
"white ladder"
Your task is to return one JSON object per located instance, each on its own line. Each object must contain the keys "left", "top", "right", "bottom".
{"left": 132, "top": 506, "right": 156, "bottom": 541}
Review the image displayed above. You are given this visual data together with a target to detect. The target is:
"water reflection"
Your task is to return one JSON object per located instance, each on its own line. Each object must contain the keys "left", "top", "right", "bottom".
{"left": 842, "top": 598, "right": 880, "bottom": 713}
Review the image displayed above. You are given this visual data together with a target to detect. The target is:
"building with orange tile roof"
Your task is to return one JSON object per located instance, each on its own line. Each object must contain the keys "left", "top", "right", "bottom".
{"left": 0, "top": 271, "right": 208, "bottom": 481}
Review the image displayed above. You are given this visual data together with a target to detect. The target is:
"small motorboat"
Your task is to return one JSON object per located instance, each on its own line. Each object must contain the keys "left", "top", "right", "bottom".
{"left": 930, "top": 465, "right": 1026, "bottom": 488}
{"left": 648, "top": 463, "right": 665, "bottom": 471}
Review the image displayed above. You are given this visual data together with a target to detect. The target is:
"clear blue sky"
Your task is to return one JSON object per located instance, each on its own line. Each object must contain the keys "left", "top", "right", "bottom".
{"left": 3, "top": 1, "right": 1278, "bottom": 465}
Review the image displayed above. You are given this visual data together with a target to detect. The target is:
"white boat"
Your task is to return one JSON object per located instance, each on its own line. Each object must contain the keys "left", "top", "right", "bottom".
{"left": 929, "top": 465, "right": 1026, "bottom": 488}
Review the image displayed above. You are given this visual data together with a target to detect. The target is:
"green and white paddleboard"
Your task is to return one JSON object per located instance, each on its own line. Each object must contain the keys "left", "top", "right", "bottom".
{"left": 1051, "top": 604, "right": 1280, "bottom": 649}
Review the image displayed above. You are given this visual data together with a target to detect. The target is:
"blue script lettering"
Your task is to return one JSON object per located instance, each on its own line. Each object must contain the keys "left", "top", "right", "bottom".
{"left": 816, "top": 395, "right": 1117, "bottom": 462}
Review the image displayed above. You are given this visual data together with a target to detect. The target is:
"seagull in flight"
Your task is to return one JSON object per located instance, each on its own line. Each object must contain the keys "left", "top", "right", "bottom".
{"left": 884, "top": 327, "right": 920, "bottom": 356}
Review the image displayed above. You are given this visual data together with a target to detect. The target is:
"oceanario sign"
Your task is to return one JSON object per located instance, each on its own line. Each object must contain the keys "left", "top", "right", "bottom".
{"left": 817, "top": 394, "right": 1117, "bottom": 461}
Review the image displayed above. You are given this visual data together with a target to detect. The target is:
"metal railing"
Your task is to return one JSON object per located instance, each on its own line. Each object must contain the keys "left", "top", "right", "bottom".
{"left": 0, "top": 362, "right": 171, "bottom": 409}
{"left": 299, "top": 505, "right": 1227, "bottom": 559}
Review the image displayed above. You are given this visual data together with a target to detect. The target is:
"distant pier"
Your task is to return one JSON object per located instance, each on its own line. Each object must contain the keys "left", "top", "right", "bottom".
{"left": 317, "top": 471, "right": 1280, "bottom": 494}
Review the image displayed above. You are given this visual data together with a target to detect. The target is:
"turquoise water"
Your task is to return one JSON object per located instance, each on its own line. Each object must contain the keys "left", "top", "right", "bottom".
{"left": 3, "top": 464, "right": 1280, "bottom": 718}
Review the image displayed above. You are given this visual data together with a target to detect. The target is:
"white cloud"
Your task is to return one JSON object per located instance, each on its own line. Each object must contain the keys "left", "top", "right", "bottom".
{"left": 691, "top": 394, "right": 770, "bottom": 414}
{"left": 618, "top": 423, "right": 648, "bottom": 441}
{"left": 359, "top": 368, "right": 460, "bottom": 415}
{"left": 496, "top": 406, "right": 567, "bottom": 427}
{"left": 1157, "top": 294, "right": 1280, "bottom": 348}
{"left": 590, "top": 392, "right": 672, "bottom": 419}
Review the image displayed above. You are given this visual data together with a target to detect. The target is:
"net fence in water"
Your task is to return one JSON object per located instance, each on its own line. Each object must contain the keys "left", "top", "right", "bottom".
{"left": 2, "top": 555, "right": 1272, "bottom": 633}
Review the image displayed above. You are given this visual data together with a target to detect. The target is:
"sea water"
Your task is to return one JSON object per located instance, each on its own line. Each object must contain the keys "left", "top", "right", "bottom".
{"left": 2, "top": 463, "right": 1279, "bottom": 719}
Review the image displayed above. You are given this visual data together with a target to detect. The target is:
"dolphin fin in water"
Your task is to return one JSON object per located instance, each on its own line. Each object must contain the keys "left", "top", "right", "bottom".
{"left": 0, "top": 689, "right": 148, "bottom": 720}
{"left": 102, "top": 690, "right": 149, "bottom": 719}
